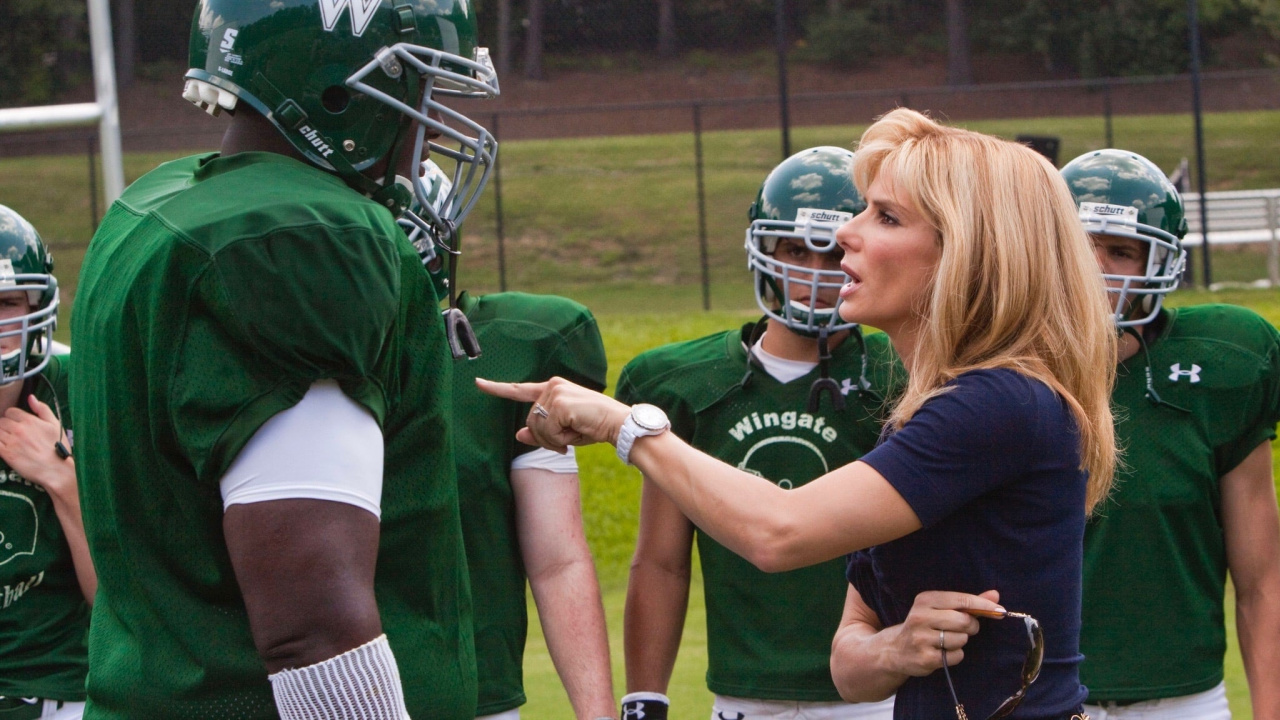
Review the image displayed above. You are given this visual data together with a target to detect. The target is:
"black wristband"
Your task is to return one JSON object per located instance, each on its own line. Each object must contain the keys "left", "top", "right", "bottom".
{"left": 620, "top": 692, "right": 669, "bottom": 720}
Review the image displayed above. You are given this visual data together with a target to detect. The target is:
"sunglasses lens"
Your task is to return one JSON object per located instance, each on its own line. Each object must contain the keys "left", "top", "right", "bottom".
{"left": 1023, "top": 618, "right": 1045, "bottom": 684}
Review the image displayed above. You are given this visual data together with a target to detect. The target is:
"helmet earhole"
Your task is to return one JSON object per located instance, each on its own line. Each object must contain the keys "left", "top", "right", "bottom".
{"left": 321, "top": 86, "right": 351, "bottom": 114}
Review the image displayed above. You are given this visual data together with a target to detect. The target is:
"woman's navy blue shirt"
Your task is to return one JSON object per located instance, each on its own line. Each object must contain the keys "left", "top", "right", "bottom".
{"left": 847, "top": 369, "right": 1089, "bottom": 719}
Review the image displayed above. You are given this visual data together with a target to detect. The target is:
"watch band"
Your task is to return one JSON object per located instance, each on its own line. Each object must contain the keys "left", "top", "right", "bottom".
{"left": 616, "top": 404, "right": 669, "bottom": 465}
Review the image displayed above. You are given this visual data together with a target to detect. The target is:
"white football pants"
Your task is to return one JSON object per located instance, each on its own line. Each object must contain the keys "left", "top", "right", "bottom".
{"left": 1083, "top": 682, "right": 1230, "bottom": 720}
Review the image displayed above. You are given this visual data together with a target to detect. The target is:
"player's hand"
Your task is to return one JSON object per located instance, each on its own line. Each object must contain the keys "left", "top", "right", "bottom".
{"left": 620, "top": 692, "right": 669, "bottom": 720}
{"left": 476, "top": 376, "right": 631, "bottom": 454}
{"left": 887, "top": 589, "right": 1002, "bottom": 677}
{"left": 0, "top": 395, "right": 75, "bottom": 499}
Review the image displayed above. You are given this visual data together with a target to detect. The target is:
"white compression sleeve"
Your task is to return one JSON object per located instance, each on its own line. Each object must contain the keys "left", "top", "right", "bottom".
{"left": 269, "top": 634, "right": 409, "bottom": 720}
{"left": 220, "top": 380, "right": 384, "bottom": 518}
{"left": 509, "top": 445, "right": 579, "bottom": 474}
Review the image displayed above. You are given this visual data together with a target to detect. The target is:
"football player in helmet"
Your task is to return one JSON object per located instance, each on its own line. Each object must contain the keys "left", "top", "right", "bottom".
{"left": 402, "top": 160, "right": 617, "bottom": 720}
{"left": 1063, "top": 149, "right": 1280, "bottom": 718}
{"left": 0, "top": 204, "right": 91, "bottom": 720}
{"left": 184, "top": 0, "right": 498, "bottom": 357}
{"left": 449, "top": 276, "right": 616, "bottom": 720}
{"left": 619, "top": 147, "right": 898, "bottom": 720}
{"left": 70, "top": 2, "right": 497, "bottom": 718}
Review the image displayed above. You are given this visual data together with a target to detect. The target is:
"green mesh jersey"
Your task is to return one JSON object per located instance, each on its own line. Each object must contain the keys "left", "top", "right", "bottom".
{"left": 1081, "top": 305, "right": 1280, "bottom": 700}
{"left": 0, "top": 355, "right": 88, "bottom": 702}
{"left": 616, "top": 322, "right": 899, "bottom": 701}
{"left": 70, "top": 152, "right": 474, "bottom": 719}
{"left": 450, "top": 292, "right": 607, "bottom": 715}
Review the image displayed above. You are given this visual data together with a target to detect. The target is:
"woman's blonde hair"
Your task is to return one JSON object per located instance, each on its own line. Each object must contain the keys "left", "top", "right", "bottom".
{"left": 852, "top": 108, "right": 1117, "bottom": 513}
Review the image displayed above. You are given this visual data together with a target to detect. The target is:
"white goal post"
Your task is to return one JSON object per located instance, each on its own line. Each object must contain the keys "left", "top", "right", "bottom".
{"left": 0, "top": 0, "right": 125, "bottom": 204}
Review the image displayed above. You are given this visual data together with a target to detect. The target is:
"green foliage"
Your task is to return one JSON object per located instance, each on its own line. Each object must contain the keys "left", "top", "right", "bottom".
{"left": 797, "top": 7, "right": 886, "bottom": 68}
{"left": 974, "top": 0, "right": 1280, "bottom": 76}
{"left": 0, "top": 0, "right": 87, "bottom": 107}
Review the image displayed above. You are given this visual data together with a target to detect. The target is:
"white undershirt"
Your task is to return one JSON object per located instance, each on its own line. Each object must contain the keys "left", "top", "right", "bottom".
{"left": 751, "top": 333, "right": 818, "bottom": 384}
{"left": 510, "top": 445, "right": 578, "bottom": 474}
{"left": 219, "top": 380, "right": 384, "bottom": 518}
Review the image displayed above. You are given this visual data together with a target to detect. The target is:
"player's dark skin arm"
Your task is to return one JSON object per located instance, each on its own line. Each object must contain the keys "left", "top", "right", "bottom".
{"left": 224, "top": 499, "right": 382, "bottom": 673}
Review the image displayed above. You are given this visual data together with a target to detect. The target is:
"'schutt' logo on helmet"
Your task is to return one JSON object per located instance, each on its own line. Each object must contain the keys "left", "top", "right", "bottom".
{"left": 318, "top": 0, "right": 380, "bottom": 37}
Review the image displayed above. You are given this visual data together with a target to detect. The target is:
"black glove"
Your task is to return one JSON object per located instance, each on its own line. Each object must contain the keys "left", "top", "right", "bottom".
{"left": 620, "top": 692, "right": 669, "bottom": 720}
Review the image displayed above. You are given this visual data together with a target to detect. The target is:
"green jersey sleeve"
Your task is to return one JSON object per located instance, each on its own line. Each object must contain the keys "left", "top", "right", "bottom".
{"left": 172, "top": 222, "right": 401, "bottom": 485}
{"left": 615, "top": 330, "right": 742, "bottom": 440}
{"left": 1187, "top": 305, "right": 1280, "bottom": 474}
{"left": 540, "top": 305, "right": 606, "bottom": 393}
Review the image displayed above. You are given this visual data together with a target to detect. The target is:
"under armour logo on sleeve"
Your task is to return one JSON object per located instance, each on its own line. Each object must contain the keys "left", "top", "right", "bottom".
{"left": 1169, "top": 363, "right": 1201, "bottom": 383}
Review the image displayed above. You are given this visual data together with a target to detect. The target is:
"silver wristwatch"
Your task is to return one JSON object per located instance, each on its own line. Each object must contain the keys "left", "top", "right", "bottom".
{"left": 616, "top": 403, "right": 670, "bottom": 465}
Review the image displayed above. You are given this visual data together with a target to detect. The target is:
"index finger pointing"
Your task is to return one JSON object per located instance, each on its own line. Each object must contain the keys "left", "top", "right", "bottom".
{"left": 476, "top": 378, "right": 548, "bottom": 403}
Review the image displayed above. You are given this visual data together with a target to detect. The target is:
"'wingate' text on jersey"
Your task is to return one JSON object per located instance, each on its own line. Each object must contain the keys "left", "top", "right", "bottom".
{"left": 728, "top": 410, "right": 839, "bottom": 443}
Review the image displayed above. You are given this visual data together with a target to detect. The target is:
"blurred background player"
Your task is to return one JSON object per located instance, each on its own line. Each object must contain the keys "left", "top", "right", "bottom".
{"left": 68, "top": 1, "right": 498, "bottom": 717}
{"left": 404, "top": 191, "right": 616, "bottom": 720}
{"left": 0, "top": 205, "right": 91, "bottom": 720}
{"left": 617, "top": 147, "right": 897, "bottom": 720}
{"left": 1062, "top": 149, "right": 1280, "bottom": 718}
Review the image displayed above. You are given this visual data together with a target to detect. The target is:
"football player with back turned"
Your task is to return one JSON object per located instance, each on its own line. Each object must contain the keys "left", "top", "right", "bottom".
{"left": 69, "top": 1, "right": 498, "bottom": 718}
{"left": 400, "top": 200, "right": 616, "bottom": 720}
{"left": 619, "top": 147, "right": 898, "bottom": 720}
{"left": 1061, "top": 149, "right": 1280, "bottom": 719}
{"left": 444, "top": 262, "right": 616, "bottom": 720}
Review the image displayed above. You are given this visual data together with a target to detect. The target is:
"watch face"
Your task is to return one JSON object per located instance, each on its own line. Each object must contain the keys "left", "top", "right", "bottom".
{"left": 631, "top": 403, "right": 669, "bottom": 431}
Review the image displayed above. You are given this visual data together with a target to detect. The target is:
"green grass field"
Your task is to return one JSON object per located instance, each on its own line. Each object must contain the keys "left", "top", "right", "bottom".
{"left": 3, "top": 109, "right": 1279, "bottom": 717}
{"left": 6, "top": 108, "right": 1280, "bottom": 331}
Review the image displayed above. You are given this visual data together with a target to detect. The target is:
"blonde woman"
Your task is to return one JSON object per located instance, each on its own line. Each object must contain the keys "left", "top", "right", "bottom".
{"left": 481, "top": 109, "right": 1115, "bottom": 719}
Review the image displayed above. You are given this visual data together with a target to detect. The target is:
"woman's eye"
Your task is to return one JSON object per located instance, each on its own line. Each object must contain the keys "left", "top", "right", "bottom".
{"left": 878, "top": 211, "right": 898, "bottom": 225}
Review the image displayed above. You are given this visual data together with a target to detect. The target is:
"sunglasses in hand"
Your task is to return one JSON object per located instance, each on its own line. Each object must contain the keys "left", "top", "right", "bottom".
{"left": 940, "top": 608, "right": 1044, "bottom": 720}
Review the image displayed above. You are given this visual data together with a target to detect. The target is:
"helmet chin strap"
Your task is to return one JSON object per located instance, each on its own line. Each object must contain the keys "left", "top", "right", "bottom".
{"left": 1119, "top": 323, "right": 1189, "bottom": 414}
{"left": 807, "top": 326, "right": 845, "bottom": 412}
{"left": 438, "top": 219, "right": 480, "bottom": 359}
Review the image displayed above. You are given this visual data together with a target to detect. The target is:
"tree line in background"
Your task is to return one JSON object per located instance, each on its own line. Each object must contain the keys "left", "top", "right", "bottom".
{"left": 2, "top": 0, "right": 1278, "bottom": 106}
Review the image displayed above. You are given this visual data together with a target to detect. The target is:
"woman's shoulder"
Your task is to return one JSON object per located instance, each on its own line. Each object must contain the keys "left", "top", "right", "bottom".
{"left": 946, "top": 367, "right": 1061, "bottom": 405}
{"left": 929, "top": 368, "right": 1072, "bottom": 437}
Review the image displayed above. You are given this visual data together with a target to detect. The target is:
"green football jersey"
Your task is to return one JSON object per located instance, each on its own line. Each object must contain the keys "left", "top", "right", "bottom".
{"left": 0, "top": 355, "right": 88, "bottom": 702}
{"left": 1081, "top": 305, "right": 1280, "bottom": 700}
{"left": 451, "top": 292, "right": 607, "bottom": 715}
{"left": 70, "top": 152, "right": 474, "bottom": 719}
{"left": 616, "top": 322, "right": 899, "bottom": 701}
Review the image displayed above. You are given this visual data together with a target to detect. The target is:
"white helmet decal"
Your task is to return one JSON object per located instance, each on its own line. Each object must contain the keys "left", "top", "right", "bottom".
{"left": 318, "top": 0, "right": 380, "bottom": 37}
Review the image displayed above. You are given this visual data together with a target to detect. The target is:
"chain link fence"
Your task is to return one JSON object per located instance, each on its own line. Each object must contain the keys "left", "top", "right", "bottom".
{"left": 2, "top": 68, "right": 1279, "bottom": 310}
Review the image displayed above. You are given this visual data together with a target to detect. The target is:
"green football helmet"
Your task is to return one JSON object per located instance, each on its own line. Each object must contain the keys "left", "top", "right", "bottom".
{"left": 184, "top": 0, "right": 499, "bottom": 254}
{"left": 1061, "top": 149, "right": 1188, "bottom": 328}
{"left": 0, "top": 205, "right": 58, "bottom": 386}
{"left": 746, "top": 146, "right": 865, "bottom": 335}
